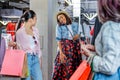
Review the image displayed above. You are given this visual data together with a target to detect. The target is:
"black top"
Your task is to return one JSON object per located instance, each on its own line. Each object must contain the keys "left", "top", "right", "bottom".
{"left": 91, "top": 17, "right": 102, "bottom": 45}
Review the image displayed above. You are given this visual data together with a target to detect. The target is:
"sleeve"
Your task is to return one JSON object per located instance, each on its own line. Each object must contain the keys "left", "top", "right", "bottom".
{"left": 93, "top": 22, "right": 120, "bottom": 75}
{"left": 56, "top": 25, "right": 62, "bottom": 41}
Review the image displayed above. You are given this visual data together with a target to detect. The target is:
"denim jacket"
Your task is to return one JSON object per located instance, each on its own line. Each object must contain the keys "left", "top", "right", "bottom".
{"left": 56, "top": 22, "right": 80, "bottom": 41}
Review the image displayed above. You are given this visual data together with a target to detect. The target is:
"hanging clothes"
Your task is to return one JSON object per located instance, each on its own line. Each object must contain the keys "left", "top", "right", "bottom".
{"left": 6, "top": 22, "right": 16, "bottom": 36}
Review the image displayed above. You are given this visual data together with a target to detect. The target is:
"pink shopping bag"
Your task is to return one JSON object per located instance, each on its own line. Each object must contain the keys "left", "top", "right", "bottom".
{"left": 0, "top": 49, "right": 28, "bottom": 78}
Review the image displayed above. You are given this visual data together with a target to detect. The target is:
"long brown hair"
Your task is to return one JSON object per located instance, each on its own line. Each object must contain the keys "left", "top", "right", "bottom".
{"left": 56, "top": 11, "right": 72, "bottom": 26}
{"left": 98, "top": 0, "right": 120, "bottom": 23}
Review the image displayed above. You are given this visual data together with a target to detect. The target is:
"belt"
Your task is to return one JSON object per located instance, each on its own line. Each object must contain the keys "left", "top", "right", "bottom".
{"left": 27, "top": 52, "right": 38, "bottom": 56}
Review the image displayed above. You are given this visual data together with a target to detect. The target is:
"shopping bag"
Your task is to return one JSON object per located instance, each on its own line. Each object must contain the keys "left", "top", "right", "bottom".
{"left": 0, "top": 49, "right": 28, "bottom": 78}
{"left": 0, "top": 38, "right": 6, "bottom": 71}
{"left": 70, "top": 60, "right": 91, "bottom": 80}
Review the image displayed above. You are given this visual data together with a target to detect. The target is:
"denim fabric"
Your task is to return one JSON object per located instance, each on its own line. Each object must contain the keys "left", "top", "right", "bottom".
{"left": 23, "top": 53, "right": 42, "bottom": 80}
{"left": 94, "top": 67, "right": 120, "bottom": 80}
{"left": 56, "top": 22, "right": 79, "bottom": 41}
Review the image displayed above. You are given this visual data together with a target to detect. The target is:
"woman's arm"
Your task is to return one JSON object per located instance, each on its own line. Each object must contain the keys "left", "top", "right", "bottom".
{"left": 57, "top": 41, "right": 66, "bottom": 63}
{"left": 93, "top": 22, "right": 120, "bottom": 75}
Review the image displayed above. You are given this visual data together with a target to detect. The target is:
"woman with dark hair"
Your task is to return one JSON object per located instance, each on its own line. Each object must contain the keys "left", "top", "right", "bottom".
{"left": 81, "top": 0, "right": 120, "bottom": 79}
{"left": 52, "top": 11, "right": 82, "bottom": 80}
{"left": 11, "top": 10, "right": 42, "bottom": 80}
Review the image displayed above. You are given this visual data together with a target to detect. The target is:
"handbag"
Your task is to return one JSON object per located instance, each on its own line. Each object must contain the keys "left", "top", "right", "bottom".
{"left": 0, "top": 49, "right": 29, "bottom": 78}
{"left": 70, "top": 56, "right": 92, "bottom": 80}
{"left": 94, "top": 67, "right": 120, "bottom": 80}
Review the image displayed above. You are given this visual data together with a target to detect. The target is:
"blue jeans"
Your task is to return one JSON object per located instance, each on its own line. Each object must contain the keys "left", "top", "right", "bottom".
{"left": 94, "top": 67, "right": 120, "bottom": 80}
{"left": 22, "top": 53, "right": 42, "bottom": 80}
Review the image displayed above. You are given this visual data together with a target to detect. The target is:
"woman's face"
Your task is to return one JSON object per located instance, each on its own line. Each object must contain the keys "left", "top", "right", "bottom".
{"left": 57, "top": 14, "right": 67, "bottom": 25}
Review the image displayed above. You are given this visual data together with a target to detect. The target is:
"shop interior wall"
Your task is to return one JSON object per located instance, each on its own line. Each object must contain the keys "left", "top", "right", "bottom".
{"left": 30, "top": 0, "right": 58, "bottom": 80}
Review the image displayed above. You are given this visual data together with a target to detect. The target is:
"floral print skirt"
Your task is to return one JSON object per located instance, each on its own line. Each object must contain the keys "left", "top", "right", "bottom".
{"left": 52, "top": 39, "right": 82, "bottom": 80}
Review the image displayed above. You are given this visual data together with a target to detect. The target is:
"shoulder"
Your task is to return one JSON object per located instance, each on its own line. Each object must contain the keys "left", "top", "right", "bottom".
{"left": 102, "top": 21, "right": 120, "bottom": 31}
{"left": 16, "top": 27, "right": 24, "bottom": 35}
{"left": 56, "top": 24, "right": 60, "bottom": 29}
{"left": 56, "top": 24, "right": 65, "bottom": 30}
{"left": 100, "top": 21, "right": 120, "bottom": 38}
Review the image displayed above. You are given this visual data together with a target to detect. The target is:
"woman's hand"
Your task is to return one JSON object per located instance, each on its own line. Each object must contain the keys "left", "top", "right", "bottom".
{"left": 60, "top": 51, "right": 67, "bottom": 63}
{"left": 85, "top": 44, "right": 95, "bottom": 51}
{"left": 8, "top": 41, "right": 16, "bottom": 47}
{"left": 73, "top": 34, "right": 79, "bottom": 41}
{"left": 81, "top": 44, "right": 91, "bottom": 57}
{"left": 8, "top": 41, "right": 17, "bottom": 49}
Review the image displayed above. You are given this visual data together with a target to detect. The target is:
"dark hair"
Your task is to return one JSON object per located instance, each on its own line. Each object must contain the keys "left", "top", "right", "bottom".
{"left": 98, "top": 0, "right": 120, "bottom": 23}
{"left": 16, "top": 10, "right": 36, "bottom": 31}
{"left": 56, "top": 11, "right": 72, "bottom": 26}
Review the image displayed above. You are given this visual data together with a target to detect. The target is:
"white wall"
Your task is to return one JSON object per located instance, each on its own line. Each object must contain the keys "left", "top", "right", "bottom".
{"left": 30, "top": 0, "right": 58, "bottom": 80}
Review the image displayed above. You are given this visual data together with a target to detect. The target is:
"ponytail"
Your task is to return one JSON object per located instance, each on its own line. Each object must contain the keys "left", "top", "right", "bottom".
{"left": 14, "top": 15, "right": 24, "bottom": 42}
{"left": 16, "top": 10, "right": 36, "bottom": 31}
{"left": 16, "top": 15, "right": 24, "bottom": 31}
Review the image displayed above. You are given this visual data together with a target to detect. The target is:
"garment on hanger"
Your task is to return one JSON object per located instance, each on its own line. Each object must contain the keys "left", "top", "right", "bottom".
{"left": 6, "top": 22, "right": 16, "bottom": 36}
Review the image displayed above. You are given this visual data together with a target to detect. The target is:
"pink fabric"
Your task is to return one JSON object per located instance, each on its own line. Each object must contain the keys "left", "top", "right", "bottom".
{"left": 0, "top": 49, "right": 25, "bottom": 77}
{"left": 16, "top": 27, "right": 42, "bottom": 58}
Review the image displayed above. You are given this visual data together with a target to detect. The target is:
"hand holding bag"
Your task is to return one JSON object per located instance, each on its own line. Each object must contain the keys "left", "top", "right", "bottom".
{"left": 70, "top": 56, "right": 93, "bottom": 80}
{"left": 0, "top": 49, "right": 29, "bottom": 78}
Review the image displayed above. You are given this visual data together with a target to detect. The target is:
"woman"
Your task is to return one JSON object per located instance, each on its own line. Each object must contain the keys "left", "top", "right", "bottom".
{"left": 82, "top": 0, "right": 120, "bottom": 80}
{"left": 52, "top": 11, "right": 82, "bottom": 80}
{"left": 15, "top": 10, "right": 42, "bottom": 80}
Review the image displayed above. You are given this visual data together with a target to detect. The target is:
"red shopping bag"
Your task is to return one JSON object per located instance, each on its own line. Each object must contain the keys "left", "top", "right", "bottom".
{"left": 70, "top": 60, "right": 91, "bottom": 80}
{"left": 0, "top": 49, "right": 28, "bottom": 78}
